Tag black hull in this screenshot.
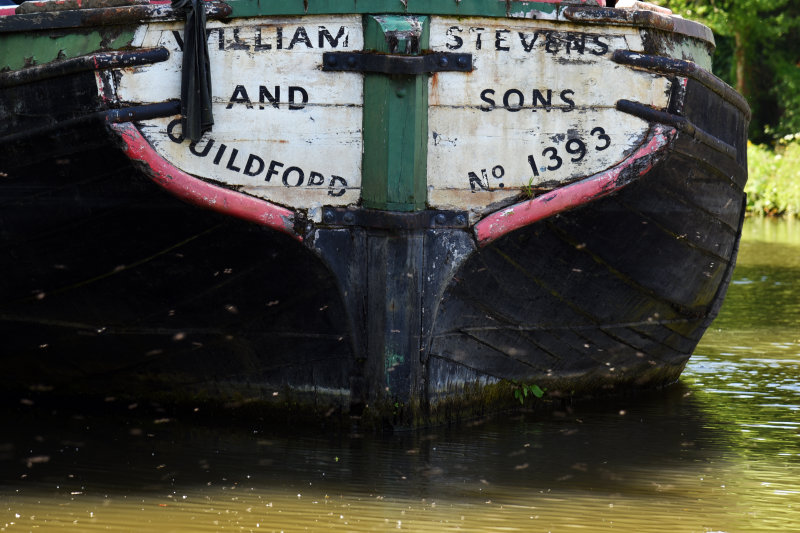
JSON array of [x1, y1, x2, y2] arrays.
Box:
[[428, 137, 746, 406], [0, 12, 748, 428], [1, 147, 356, 416], [0, 129, 746, 427]]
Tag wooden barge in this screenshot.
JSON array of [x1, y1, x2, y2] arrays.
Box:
[[0, 0, 749, 426]]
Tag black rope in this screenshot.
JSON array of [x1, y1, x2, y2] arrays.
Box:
[[172, 0, 213, 142]]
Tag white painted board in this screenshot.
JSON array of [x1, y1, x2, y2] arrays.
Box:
[[426, 18, 672, 212], [115, 15, 672, 213], [116, 16, 365, 207]]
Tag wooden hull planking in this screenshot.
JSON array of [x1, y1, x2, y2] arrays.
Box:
[[0, 1, 748, 427]]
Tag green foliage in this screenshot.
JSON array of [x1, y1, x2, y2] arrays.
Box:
[[513, 383, 545, 405], [654, 0, 800, 214], [655, 0, 800, 143], [767, 61, 800, 139], [746, 139, 800, 216]]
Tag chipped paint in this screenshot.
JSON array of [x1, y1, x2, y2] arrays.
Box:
[[110, 122, 300, 239], [642, 29, 712, 71], [425, 17, 672, 213], [96, 12, 712, 223], [474, 124, 676, 245], [0, 28, 137, 71], [114, 16, 364, 209]]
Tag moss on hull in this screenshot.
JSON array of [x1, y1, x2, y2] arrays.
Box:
[[6, 353, 686, 431]]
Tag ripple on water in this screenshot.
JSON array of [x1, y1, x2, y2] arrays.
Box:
[[2, 218, 800, 531]]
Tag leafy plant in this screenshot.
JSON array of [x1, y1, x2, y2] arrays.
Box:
[[656, 0, 800, 143], [746, 139, 800, 216], [513, 382, 545, 405]]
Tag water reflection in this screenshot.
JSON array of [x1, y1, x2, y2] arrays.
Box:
[[0, 391, 739, 532], [2, 217, 799, 532], [687, 216, 800, 532]]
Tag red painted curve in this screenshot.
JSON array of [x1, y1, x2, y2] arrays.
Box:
[[110, 122, 300, 240], [474, 125, 676, 247]]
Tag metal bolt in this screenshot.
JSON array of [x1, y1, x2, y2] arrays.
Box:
[[325, 55, 337, 67], [457, 55, 469, 68], [343, 212, 355, 223], [346, 55, 356, 67], [438, 56, 449, 68], [435, 213, 447, 225], [455, 215, 466, 226], [323, 211, 335, 224]]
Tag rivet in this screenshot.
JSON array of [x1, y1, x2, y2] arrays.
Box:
[[438, 56, 449, 68], [346, 56, 356, 67], [323, 211, 335, 223], [343, 212, 355, 223], [435, 213, 447, 225], [457, 55, 468, 68], [455, 215, 466, 226]]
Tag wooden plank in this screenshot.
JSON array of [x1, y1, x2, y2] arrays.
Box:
[[361, 15, 429, 211], [227, 0, 512, 18], [429, 332, 544, 378], [0, 28, 137, 71], [116, 14, 678, 214], [116, 16, 365, 208], [426, 17, 672, 212], [224, 1, 608, 19]]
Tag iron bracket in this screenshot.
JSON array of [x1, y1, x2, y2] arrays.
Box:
[[322, 52, 473, 75], [321, 207, 469, 230]]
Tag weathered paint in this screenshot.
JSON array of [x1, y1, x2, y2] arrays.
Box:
[[113, 14, 678, 215], [473, 124, 676, 245], [613, 49, 749, 119], [426, 17, 672, 213], [111, 122, 300, 238], [0, 48, 169, 88], [569, 5, 713, 43], [0, 28, 137, 71], [360, 14, 429, 211], [645, 29, 713, 71], [15, 0, 149, 14], [0, 2, 231, 32], [0, 1, 749, 427], [226, 0, 604, 19], [116, 16, 365, 209], [0, 5, 712, 220]]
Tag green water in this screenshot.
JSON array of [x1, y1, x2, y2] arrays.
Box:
[[2, 217, 798, 532]]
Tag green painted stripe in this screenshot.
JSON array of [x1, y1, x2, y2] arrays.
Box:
[[361, 14, 429, 212], [0, 1, 559, 71], [0, 29, 136, 71], [226, 0, 553, 18]]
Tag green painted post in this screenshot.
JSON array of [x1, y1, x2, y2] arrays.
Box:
[[361, 15, 429, 212]]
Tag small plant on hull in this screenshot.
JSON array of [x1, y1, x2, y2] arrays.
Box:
[[522, 176, 536, 199], [513, 382, 545, 405]]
